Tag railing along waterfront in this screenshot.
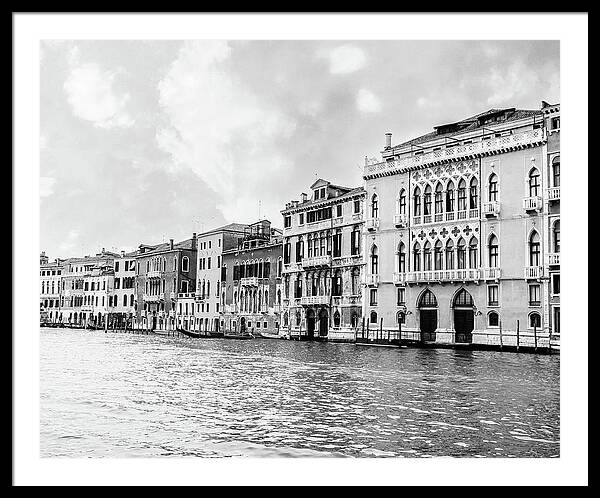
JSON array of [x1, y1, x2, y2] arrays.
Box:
[[364, 128, 545, 177]]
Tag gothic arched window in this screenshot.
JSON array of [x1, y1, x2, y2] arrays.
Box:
[[399, 189, 407, 214], [434, 240, 443, 270], [413, 242, 421, 272], [469, 177, 478, 209], [413, 187, 421, 216], [446, 182, 455, 213], [371, 194, 379, 219], [434, 183, 443, 214], [529, 231, 541, 266], [528, 168, 541, 197], [397, 242, 406, 273], [457, 238, 466, 269], [488, 173, 498, 202], [488, 235, 499, 267], [370, 245, 379, 275]]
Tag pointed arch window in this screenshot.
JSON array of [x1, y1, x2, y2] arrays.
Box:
[[529, 231, 541, 266], [423, 241, 432, 271], [446, 239, 454, 270], [434, 240, 443, 270], [423, 185, 432, 215], [457, 238, 466, 269], [454, 288, 474, 307], [333, 310, 341, 328], [399, 189, 407, 215], [488, 234, 499, 267], [528, 168, 541, 197], [370, 311, 378, 324], [419, 289, 437, 307], [434, 183, 443, 214], [413, 243, 421, 272], [488, 173, 498, 202], [413, 187, 422, 216], [446, 182, 455, 212], [370, 245, 379, 275], [397, 242, 406, 273], [457, 179, 467, 211], [469, 177, 478, 209], [468, 238, 479, 268], [371, 194, 379, 219]]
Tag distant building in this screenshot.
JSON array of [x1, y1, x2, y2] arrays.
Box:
[[60, 249, 118, 327], [280, 179, 366, 341], [39, 253, 64, 324], [221, 220, 283, 335], [134, 236, 197, 331], [107, 250, 137, 329], [194, 223, 250, 334], [361, 104, 559, 348]]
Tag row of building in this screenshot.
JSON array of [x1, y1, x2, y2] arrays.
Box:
[[41, 101, 560, 349]]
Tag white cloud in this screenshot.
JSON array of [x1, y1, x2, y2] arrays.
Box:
[[156, 40, 296, 222], [64, 56, 134, 129], [59, 229, 80, 253], [356, 88, 382, 113], [325, 44, 367, 74], [40, 176, 56, 198], [484, 60, 540, 106]]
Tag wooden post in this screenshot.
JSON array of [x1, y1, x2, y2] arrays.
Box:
[[361, 317, 365, 340], [398, 320, 402, 343], [499, 319, 503, 351], [379, 318, 383, 343], [516, 319, 520, 352], [534, 322, 538, 352], [104, 314, 108, 333]]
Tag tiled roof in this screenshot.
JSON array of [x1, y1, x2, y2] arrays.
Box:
[[137, 237, 196, 256], [392, 108, 543, 149], [202, 222, 250, 235], [282, 186, 365, 213]]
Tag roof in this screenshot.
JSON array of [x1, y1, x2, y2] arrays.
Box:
[[200, 222, 250, 236], [282, 186, 365, 213], [136, 237, 196, 257], [392, 108, 543, 150]]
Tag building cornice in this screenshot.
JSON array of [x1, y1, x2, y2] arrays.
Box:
[[282, 190, 365, 216]]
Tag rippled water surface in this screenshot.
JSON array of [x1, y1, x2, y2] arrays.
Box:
[[40, 328, 559, 457]]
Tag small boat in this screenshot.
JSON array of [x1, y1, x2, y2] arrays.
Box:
[[178, 328, 201, 339], [223, 332, 254, 340], [258, 331, 281, 340]]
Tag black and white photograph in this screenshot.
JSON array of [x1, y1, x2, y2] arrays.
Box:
[[13, 12, 588, 486]]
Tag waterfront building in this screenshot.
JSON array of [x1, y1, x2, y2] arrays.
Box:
[[134, 236, 197, 331], [39, 253, 64, 324], [60, 249, 117, 327], [221, 220, 283, 335], [194, 223, 250, 333], [361, 104, 559, 348], [107, 250, 137, 329], [542, 102, 560, 348], [280, 179, 366, 341]]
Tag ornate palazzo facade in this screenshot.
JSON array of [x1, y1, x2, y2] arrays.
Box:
[[362, 105, 559, 348]]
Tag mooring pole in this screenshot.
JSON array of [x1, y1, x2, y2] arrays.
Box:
[[362, 317, 365, 340], [534, 322, 538, 352], [516, 319, 520, 352], [499, 319, 503, 351], [398, 320, 402, 343]]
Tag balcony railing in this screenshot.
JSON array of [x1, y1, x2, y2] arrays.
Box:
[[177, 292, 195, 299], [365, 217, 380, 231], [300, 295, 331, 306], [482, 267, 502, 280], [482, 201, 500, 217], [393, 213, 408, 228], [548, 253, 560, 266], [523, 196, 543, 212], [547, 187, 560, 201], [363, 128, 545, 177], [406, 269, 481, 283], [147, 270, 162, 279], [365, 274, 380, 286], [301, 255, 332, 268], [524, 266, 544, 279], [393, 272, 407, 285], [169, 291, 176, 299], [143, 293, 163, 303], [240, 277, 261, 286]]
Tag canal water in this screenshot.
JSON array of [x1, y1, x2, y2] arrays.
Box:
[[40, 328, 559, 458]]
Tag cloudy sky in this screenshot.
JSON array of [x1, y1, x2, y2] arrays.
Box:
[[40, 40, 559, 258]]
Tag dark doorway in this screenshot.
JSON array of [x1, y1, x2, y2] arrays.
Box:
[[318, 308, 328, 337], [152, 315, 157, 331], [240, 317, 246, 333], [418, 289, 438, 342], [306, 309, 315, 339], [453, 289, 474, 343]]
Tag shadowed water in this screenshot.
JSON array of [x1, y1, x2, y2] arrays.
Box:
[[40, 328, 559, 458]]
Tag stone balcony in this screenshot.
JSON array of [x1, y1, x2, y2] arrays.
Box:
[[548, 253, 560, 266], [147, 270, 162, 279], [177, 292, 195, 299], [414, 209, 478, 226], [240, 277, 261, 286], [363, 128, 545, 178], [365, 217, 380, 231], [482, 201, 500, 217], [482, 267, 502, 280], [393, 213, 408, 228], [331, 295, 361, 306], [406, 269, 481, 284], [300, 295, 331, 306], [393, 272, 407, 285], [143, 293, 163, 303], [523, 196, 543, 212], [301, 255, 332, 268], [524, 266, 544, 279], [365, 274, 380, 286], [547, 187, 560, 201]]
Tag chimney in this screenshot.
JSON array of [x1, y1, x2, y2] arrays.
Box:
[[301, 192, 307, 203], [385, 132, 392, 149], [121, 250, 125, 257], [192, 233, 197, 250], [170, 239, 174, 250]]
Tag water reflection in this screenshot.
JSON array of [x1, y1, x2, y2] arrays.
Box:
[[40, 329, 559, 458]]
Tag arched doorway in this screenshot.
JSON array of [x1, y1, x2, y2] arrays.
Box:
[[318, 308, 328, 337], [453, 288, 474, 343], [240, 317, 246, 333], [418, 289, 438, 342], [306, 309, 315, 339]]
